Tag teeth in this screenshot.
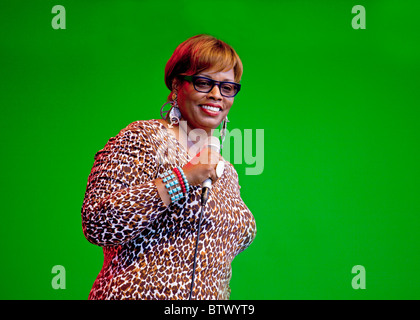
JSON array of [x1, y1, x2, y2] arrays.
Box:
[[201, 105, 220, 112]]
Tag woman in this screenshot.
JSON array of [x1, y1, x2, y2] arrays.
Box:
[[82, 34, 256, 300]]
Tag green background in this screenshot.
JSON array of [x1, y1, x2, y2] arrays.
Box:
[[1, 0, 419, 300]]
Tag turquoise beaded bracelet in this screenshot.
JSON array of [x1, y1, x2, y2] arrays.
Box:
[[158, 169, 184, 203]]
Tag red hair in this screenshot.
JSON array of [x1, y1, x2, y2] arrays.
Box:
[[164, 34, 243, 92]]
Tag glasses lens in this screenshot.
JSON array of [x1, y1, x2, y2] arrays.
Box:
[[194, 78, 213, 92], [220, 83, 238, 97]]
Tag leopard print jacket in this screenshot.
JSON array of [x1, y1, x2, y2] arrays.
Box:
[[81, 119, 256, 299]]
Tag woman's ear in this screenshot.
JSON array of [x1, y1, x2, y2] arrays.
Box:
[[171, 77, 180, 91], [168, 78, 179, 102]]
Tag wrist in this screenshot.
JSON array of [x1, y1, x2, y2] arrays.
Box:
[[158, 166, 190, 204]]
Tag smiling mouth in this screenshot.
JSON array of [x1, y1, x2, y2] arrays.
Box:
[[200, 105, 221, 112]]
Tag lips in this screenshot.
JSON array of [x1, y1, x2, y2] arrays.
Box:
[[199, 104, 222, 116]]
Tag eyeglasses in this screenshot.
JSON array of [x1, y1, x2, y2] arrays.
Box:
[[182, 75, 241, 97]]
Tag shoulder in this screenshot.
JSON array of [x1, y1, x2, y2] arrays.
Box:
[[122, 119, 165, 134], [98, 119, 165, 152], [112, 119, 166, 141]]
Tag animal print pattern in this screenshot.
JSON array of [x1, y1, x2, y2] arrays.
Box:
[[81, 119, 256, 300]]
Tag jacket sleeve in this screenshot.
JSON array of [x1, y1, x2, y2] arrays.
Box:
[[81, 121, 168, 246]]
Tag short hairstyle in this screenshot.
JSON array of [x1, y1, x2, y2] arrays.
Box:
[[164, 34, 243, 92]]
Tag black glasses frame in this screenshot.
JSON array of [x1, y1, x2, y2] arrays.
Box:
[[182, 75, 241, 97]]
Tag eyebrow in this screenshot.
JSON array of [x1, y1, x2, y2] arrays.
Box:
[[198, 73, 236, 83]]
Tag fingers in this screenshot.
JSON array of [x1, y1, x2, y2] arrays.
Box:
[[205, 162, 218, 183], [183, 162, 218, 186], [182, 149, 224, 186], [196, 147, 221, 166], [196, 149, 222, 183]]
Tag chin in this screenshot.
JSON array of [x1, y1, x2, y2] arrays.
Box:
[[199, 119, 223, 131]]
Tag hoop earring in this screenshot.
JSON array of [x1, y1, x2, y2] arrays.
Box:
[[160, 92, 181, 128], [220, 116, 229, 150]]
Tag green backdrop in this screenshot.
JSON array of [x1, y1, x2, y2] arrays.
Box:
[[1, 0, 419, 300]]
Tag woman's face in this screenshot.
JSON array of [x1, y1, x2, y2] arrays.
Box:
[[175, 66, 236, 134]]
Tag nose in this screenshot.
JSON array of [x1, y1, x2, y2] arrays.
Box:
[[207, 84, 223, 100]]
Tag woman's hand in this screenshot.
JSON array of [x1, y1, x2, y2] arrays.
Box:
[[182, 147, 223, 186], [155, 147, 223, 207]]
